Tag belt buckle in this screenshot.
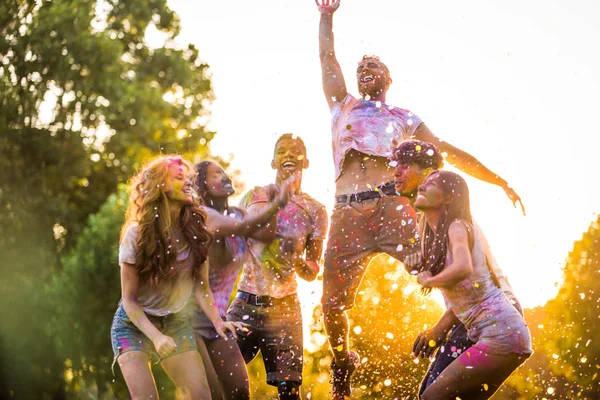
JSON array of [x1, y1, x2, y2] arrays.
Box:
[[345, 194, 353, 207], [255, 297, 267, 307], [252, 294, 267, 307]]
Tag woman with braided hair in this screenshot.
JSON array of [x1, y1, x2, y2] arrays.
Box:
[[406, 171, 531, 399], [185, 160, 292, 399]]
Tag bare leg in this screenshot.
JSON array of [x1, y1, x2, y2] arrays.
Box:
[[195, 337, 225, 400], [162, 350, 211, 400], [421, 346, 527, 400], [324, 307, 351, 365], [205, 336, 250, 400], [118, 351, 159, 400], [323, 255, 373, 366]]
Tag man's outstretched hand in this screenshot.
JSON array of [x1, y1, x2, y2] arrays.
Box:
[[315, 0, 340, 14], [503, 184, 526, 216]]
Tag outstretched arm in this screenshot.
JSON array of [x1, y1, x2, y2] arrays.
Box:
[[205, 201, 280, 240], [206, 179, 293, 239], [316, 0, 347, 109], [414, 123, 525, 215]]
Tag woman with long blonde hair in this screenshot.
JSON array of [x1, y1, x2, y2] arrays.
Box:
[[110, 155, 243, 399]]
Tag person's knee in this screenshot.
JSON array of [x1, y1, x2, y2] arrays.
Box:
[[278, 381, 301, 400]]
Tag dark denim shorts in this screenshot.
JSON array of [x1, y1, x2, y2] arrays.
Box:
[[226, 293, 303, 386], [110, 301, 197, 367]]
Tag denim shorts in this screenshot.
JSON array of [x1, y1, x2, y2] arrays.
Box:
[[468, 296, 532, 356], [418, 299, 525, 397], [110, 301, 197, 368]]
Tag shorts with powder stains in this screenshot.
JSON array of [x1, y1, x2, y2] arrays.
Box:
[[110, 301, 197, 371], [322, 195, 418, 311]]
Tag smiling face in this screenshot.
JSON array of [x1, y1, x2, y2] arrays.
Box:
[[204, 162, 235, 199], [164, 161, 194, 205], [394, 162, 432, 196], [414, 173, 447, 211], [356, 58, 391, 99], [272, 137, 308, 180]]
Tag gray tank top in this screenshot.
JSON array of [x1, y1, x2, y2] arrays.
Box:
[[441, 222, 505, 329]]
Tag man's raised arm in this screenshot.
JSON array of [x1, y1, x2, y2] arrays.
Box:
[[316, 0, 347, 109], [414, 123, 526, 215]]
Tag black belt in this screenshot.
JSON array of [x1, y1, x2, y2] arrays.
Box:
[[236, 291, 281, 307], [335, 181, 398, 204]]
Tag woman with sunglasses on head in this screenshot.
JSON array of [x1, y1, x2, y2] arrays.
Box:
[[185, 161, 293, 400], [110, 155, 243, 399], [406, 171, 531, 399]]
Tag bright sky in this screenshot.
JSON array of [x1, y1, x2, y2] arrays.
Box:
[[153, 0, 600, 312]]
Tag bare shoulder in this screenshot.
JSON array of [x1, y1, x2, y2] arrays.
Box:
[[448, 220, 470, 241]]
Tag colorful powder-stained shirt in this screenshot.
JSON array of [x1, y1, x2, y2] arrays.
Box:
[[237, 186, 328, 298], [331, 93, 422, 180], [203, 207, 248, 317], [185, 207, 248, 336], [119, 224, 195, 316]]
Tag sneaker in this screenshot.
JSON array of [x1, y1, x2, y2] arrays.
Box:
[[331, 350, 361, 400]]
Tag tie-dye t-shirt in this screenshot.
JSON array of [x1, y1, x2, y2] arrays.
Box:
[[119, 224, 195, 316], [237, 187, 328, 298], [331, 93, 422, 180]]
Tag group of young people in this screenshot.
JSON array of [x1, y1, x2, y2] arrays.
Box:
[[108, 1, 532, 399]]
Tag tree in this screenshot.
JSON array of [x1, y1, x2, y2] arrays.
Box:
[[500, 215, 600, 399], [0, 0, 215, 396], [46, 188, 127, 398]]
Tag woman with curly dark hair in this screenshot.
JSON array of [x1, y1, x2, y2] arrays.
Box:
[[110, 155, 243, 399]]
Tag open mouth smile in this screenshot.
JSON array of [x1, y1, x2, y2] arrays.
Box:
[[282, 160, 297, 169], [221, 182, 234, 191], [360, 74, 374, 83]]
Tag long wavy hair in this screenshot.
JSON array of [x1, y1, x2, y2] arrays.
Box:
[[121, 155, 212, 288], [420, 171, 473, 293]]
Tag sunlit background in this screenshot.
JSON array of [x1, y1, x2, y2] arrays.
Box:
[[3, 0, 599, 397], [145, 0, 600, 323]]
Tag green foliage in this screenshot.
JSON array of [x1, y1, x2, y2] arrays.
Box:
[[46, 187, 127, 397], [0, 0, 215, 397], [500, 216, 600, 399]]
